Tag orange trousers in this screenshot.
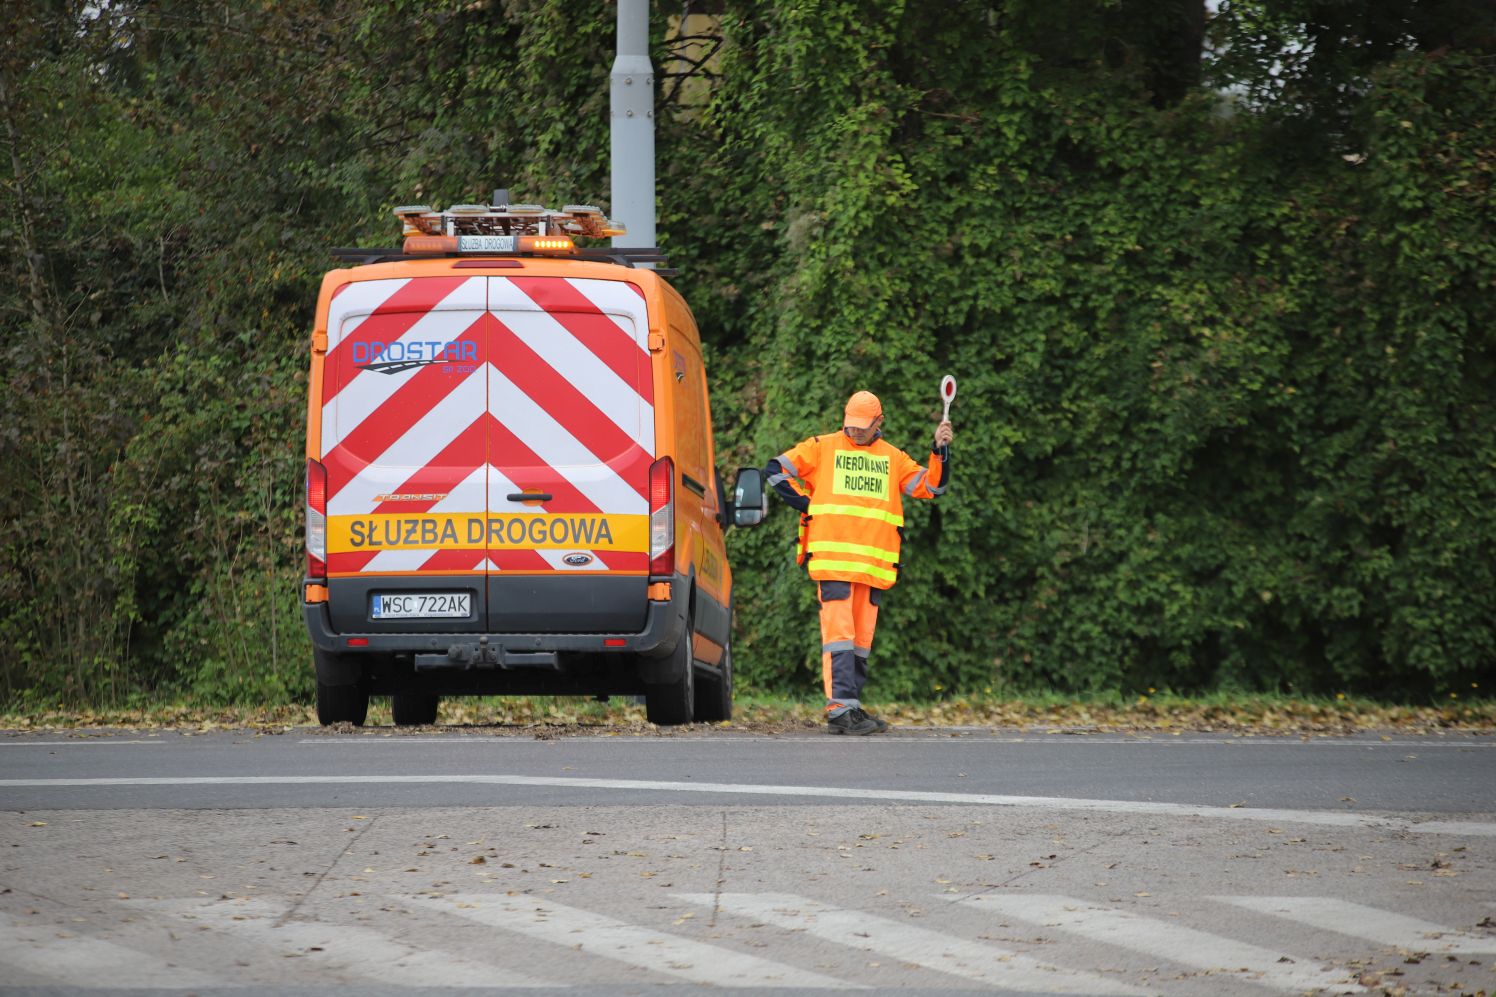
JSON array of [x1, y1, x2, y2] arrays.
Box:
[[818, 580, 880, 716]]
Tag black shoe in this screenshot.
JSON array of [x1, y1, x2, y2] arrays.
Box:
[[865, 710, 889, 733], [827, 708, 881, 736]]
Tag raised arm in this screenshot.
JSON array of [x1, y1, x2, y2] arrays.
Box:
[[899, 421, 952, 500]]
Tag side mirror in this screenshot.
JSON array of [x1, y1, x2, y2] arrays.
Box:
[[732, 467, 768, 528]]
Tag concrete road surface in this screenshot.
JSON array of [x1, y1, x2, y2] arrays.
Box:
[[1, 726, 1492, 995]]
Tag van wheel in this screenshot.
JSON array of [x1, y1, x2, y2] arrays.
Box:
[[316, 681, 369, 726], [392, 694, 439, 727], [644, 620, 695, 726], [693, 643, 733, 723]]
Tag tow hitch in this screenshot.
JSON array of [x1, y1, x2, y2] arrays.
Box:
[[414, 636, 560, 672]]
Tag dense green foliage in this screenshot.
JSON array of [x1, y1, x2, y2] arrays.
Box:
[[1, 1, 1492, 708]]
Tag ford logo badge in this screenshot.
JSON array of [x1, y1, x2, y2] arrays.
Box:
[[562, 552, 594, 567]]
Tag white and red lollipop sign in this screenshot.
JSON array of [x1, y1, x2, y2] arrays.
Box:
[[940, 374, 957, 422]]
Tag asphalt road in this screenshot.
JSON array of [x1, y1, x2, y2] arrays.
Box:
[[1, 726, 1493, 995], [0, 727, 1490, 814]]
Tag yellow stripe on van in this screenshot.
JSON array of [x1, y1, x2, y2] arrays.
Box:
[[327, 513, 648, 554]]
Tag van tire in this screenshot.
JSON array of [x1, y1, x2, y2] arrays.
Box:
[[644, 614, 695, 726], [316, 681, 369, 726], [392, 694, 439, 727], [693, 643, 733, 723]]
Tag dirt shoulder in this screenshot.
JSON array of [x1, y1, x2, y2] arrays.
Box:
[[1, 696, 1491, 737]]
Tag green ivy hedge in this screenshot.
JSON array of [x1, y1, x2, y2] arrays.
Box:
[[1, 1, 1490, 706], [699, 7, 1495, 699]]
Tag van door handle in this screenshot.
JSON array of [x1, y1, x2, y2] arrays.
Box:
[[508, 492, 552, 503]]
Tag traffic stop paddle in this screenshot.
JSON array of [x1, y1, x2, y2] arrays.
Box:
[[940, 374, 957, 423]]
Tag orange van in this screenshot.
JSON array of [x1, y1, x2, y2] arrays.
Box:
[[301, 197, 766, 726]]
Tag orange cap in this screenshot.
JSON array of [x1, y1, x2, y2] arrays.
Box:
[[843, 391, 882, 429]]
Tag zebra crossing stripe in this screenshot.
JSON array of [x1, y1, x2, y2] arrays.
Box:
[[1214, 896, 1496, 955], [675, 892, 1147, 995], [133, 897, 550, 988], [953, 894, 1363, 994], [0, 910, 220, 988], [408, 893, 859, 989]]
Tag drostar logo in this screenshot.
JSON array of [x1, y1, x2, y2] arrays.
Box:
[[353, 339, 477, 374]]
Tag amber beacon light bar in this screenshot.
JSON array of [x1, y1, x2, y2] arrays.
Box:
[[330, 189, 673, 274]]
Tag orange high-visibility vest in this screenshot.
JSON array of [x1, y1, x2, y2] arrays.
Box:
[[774, 433, 945, 589]]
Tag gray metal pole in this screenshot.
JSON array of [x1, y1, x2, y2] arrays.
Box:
[[610, 0, 655, 254]]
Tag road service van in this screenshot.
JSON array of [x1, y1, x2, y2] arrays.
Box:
[[302, 196, 766, 726]]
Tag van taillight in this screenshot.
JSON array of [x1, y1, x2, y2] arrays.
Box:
[[648, 457, 674, 577], [306, 458, 327, 580]]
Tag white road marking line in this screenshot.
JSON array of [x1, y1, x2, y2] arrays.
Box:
[[0, 740, 164, 747], [4, 773, 1492, 837], [953, 894, 1363, 994], [0, 910, 220, 988], [133, 897, 551, 988], [409, 893, 857, 989], [675, 891, 1145, 995], [1215, 896, 1496, 955]]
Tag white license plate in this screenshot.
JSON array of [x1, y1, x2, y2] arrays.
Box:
[[370, 593, 472, 620]]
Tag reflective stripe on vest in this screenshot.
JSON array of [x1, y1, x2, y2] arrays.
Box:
[[806, 502, 905, 527], [806, 539, 899, 565], [807, 558, 898, 584]]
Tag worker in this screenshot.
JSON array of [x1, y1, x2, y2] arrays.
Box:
[[763, 391, 952, 734]]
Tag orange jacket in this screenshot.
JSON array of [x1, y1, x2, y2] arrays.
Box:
[[767, 433, 946, 589]]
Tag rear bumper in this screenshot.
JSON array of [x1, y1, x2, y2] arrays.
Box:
[[302, 574, 687, 661]]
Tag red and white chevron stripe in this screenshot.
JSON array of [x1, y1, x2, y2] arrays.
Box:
[[321, 275, 654, 576]]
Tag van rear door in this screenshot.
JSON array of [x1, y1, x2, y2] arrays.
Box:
[[320, 276, 490, 633], [482, 276, 655, 632]]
